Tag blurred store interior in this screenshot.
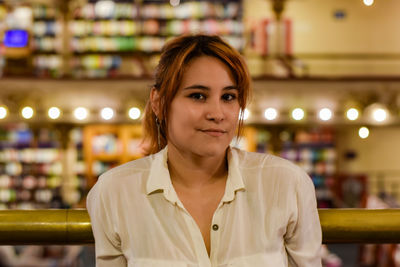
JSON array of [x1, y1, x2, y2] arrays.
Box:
[[1, 0, 400, 266]]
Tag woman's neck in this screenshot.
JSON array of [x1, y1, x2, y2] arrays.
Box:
[[167, 145, 228, 189]]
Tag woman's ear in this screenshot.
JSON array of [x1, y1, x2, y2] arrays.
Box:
[[150, 87, 161, 118]]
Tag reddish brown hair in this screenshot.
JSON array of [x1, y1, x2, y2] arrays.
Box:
[[142, 34, 252, 155]]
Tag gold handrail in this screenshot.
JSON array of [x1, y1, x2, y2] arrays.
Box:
[[1, 209, 400, 245], [0, 209, 92, 245]]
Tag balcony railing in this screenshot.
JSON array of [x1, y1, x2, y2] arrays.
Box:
[[0, 209, 400, 245]]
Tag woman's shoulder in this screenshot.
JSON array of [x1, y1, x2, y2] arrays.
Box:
[[94, 153, 157, 187], [232, 147, 301, 171], [231, 147, 310, 184]]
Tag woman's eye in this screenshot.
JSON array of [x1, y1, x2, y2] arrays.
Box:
[[222, 93, 237, 101], [189, 93, 205, 100]]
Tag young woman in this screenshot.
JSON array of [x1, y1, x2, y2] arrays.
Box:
[[87, 34, 322, 267]]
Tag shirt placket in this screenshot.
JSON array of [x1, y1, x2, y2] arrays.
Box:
[[209, 202, 224, 267], [176, 198, 212, 267]]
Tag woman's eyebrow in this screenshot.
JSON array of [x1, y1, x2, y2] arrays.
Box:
[[223, 85, 239, 91], [183, 85, 238, 90], [183, 84, 209, 90]]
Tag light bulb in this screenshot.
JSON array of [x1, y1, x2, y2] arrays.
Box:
[[319, 108, 332, 121], [128, 107, 141, 120], [48, 107, 61, 120], [0, 106, 7, 119], [243, 109, 250, 120], [359, 127, 369, 139], [264, 108, 278, 121], [101, 107, 114, 120], [346, 108, 359, 121], [372, 108, 387, 122], [22, 107, 34, 119], [363, 0, 374, 6], [292, 108, 305, 121], [74, 107, 88, 120]]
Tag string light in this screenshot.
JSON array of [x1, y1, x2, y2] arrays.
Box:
[[100, 107, 114, 120], [372, 108, 387, 122], [264, 108, 278, 121], [346, 108, 359, 121], [359, 127, 370, 139], [363, 0, 374, 6], [2, 105, 400, 125], [243, 109, 250, 120], [0, 106, 8, 119], [291, 108, 305, 121], [128, 107, 141, 120], [21, 107, 34, 119], [74, 107, 88, 121], [48, 107, 61, 120], [318, 108, 333, 121]]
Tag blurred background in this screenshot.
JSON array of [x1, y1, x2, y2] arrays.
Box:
[[0, 0, 400, 266]]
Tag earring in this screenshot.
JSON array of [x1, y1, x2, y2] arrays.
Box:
[[155, 117, 161, 149]]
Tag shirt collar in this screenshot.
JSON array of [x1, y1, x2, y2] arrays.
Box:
[[146, 146, 180, 204], [146, 146, 246, 204], [221, 146, 246, 203]]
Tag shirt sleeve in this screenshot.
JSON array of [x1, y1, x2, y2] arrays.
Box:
[[87, 177, 127, 267], [284, 169, 322, 267]]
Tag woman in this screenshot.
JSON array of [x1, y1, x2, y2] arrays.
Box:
[[87, 34, 322, 267]]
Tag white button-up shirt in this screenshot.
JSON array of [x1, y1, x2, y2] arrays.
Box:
[[87, 146, 322, 267]]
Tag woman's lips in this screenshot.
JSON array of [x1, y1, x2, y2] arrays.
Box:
[[200, 129, 227, 137]]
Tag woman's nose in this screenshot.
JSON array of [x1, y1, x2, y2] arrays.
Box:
[[205, 100, 224, 122]]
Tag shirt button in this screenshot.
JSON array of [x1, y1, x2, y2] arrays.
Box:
[[212, 224, 219, 231]]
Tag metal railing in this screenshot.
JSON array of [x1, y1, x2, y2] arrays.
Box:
[[1, 209, 400, 245]]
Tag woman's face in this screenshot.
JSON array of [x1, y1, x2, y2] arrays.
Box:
[[167, 56, 240, 158]]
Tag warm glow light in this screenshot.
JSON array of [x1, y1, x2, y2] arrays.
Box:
[[48, 107, 61, 120], [21, 107, 34, 119], [264, 108, 278, 121], [318, 108, 332, 121], [101, 107, 114, 120], [243, 109, 250, 120], [359, 127, 370, 139], [0, 106, 7, 119], [74, 107, 88, 120], [346, 108, 359, 121], [363, 0, 374, 6], [372, 108, 387, 122], [291, 108, 305, 121], [128, 107, 141, 120]]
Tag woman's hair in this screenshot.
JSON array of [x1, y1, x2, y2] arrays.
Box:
[[142, 34, 252, 155]]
